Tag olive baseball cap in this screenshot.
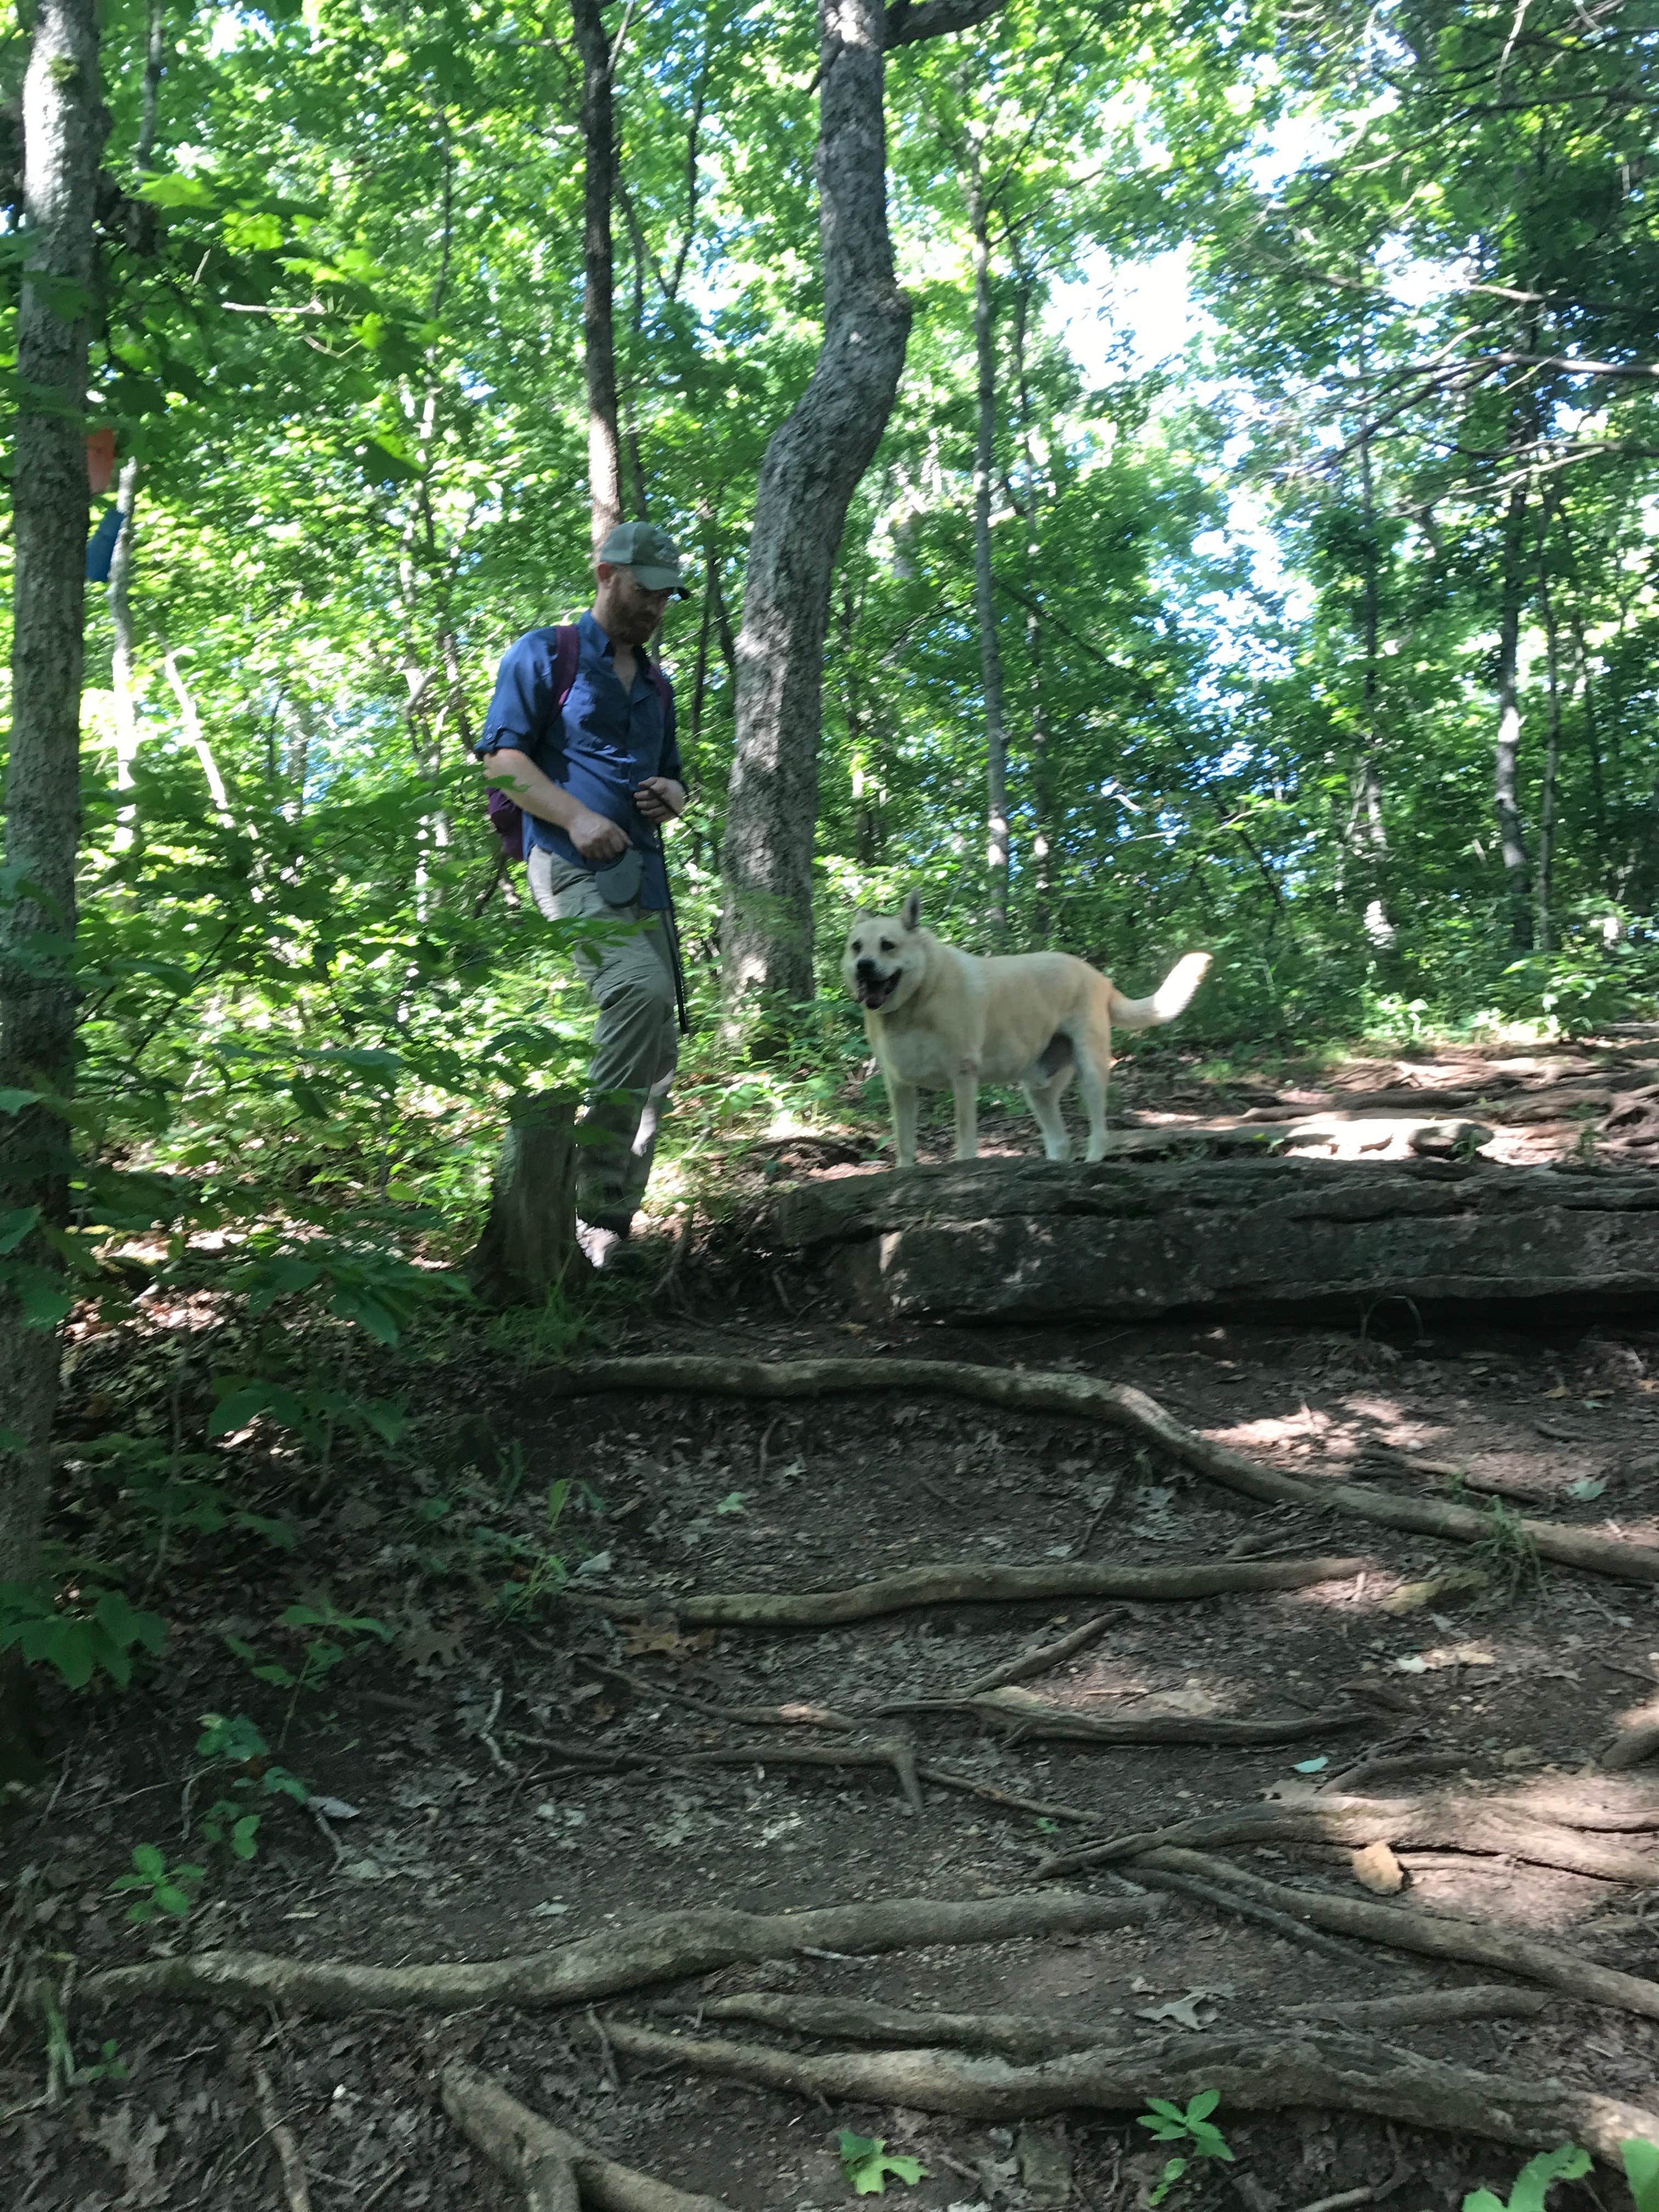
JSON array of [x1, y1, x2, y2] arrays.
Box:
[[597, 520, 689, 595]]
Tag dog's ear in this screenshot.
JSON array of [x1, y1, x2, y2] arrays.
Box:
[[900, 890, 921, 933]]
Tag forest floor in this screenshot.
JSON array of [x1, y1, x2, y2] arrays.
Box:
[[7, 1031, 1659, 2212]]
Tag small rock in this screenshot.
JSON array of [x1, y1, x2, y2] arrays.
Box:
[[1409, 1121, 1494, 1159], [1017, 2120, 1073, 2207]]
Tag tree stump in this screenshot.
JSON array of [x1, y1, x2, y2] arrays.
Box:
[[774, 1155, 1659, 1324], [468, 1090, 579, 1307]]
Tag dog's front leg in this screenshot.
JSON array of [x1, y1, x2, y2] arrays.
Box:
[[889, 1079, 919, 1170], [952, 1067, 980, 1160]]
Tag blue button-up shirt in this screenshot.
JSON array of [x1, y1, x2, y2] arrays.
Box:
[[477, 609, 681, 911]]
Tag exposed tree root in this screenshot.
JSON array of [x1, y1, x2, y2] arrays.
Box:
[[678, 1738, 925, 1814], [1115, 1847, 1659, 2021], [589, 2018, 1659, 2165], [954, 1610, 1119, 1696], [589, 1554, 1368, 1629], [1600, 1700, 1659, 1773], [1039, 1792, 1659, 1886], [1127, 1865, 1362, 1967], [441, 2063, 726, 2212], [549, 1357, 1659, 1585], [1284, 1985, 1551, 2028], [906, 1688, 1375, 1750], [699, 1991, 1103, 2062], [81, 1888, 1160, 2018], [706, 1979, 1556, 2047]]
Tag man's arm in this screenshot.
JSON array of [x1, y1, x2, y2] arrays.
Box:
[[482, 746, 628, 862]]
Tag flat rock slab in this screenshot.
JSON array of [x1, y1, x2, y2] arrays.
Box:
[[775, 1156, 1659, 1323]]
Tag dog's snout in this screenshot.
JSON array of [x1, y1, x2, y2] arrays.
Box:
[[855, 956, 881, 980]]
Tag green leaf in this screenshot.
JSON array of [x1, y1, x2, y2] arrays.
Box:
[[1622, 2137, 1659, 2212], [136, 173, 219, 207], [0, 1207, 40, 1255], [0, 1090, 42, 1115], [836, 2132, 927, 2195]]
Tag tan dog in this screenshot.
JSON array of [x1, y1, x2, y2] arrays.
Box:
[[843, 891, 1210, 1168]]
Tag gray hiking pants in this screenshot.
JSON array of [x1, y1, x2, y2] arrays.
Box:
[[526, 845, 678, 1228]]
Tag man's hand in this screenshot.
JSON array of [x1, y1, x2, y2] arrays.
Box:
[[634, 776, 686, 826], [569, 806, 629, 862]]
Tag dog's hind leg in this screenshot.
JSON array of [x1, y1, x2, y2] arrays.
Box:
[[1022, 1073, 1073, 1161], [1076, 1028, 1114, 1161]]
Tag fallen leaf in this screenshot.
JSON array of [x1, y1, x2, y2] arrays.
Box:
[[1350, 1839, 1406, 1894], [1133, 1994, 1215, 2030], [1566, 1477, 1609, 1502]]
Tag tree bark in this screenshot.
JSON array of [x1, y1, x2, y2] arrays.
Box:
[[468, 1091, 579, 1306], [572, 0, 622, 554], [1010, 256, 1050, 941], [719, 0, 914, 1008], [1536, 517, 1565, 955], [0, 0, 105, 1736], [1493, 477, 1534, 950], [1352, 304, 1392, 948], [966, 151, 1009, 944]]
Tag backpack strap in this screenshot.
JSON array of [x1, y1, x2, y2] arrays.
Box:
[[551, 623, 582, 714]]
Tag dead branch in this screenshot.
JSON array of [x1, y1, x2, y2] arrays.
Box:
[[590, 2018, 1659, 2165], [1284, 1984, 1551, 2027], [913, 1762, 1099, 1826], [587, 1553, 1367, 1630], [922, 1687, 1375, 1749], [1039, 1792, 1659, 1886], [441, 2063, 726, 2212], [253, 2057, 313, 2212], [548, 1357, 1659, 1587], [1121, 1848, 1659, 2023], [955, 1610, 1118, 1695], [82, 1887, 1161, 2018]]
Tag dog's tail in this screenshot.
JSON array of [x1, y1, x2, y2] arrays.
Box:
[[1105, 951, 1211, 1031]]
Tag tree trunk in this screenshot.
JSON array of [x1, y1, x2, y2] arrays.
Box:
[[719, 0, 914, 1007], [1536, 527, 1565, 956], [0, 0, 105, 1747], [572, 0, 622, 554], [1352, 308, 1392, 949], [468, 1092, 580, 1306], [1493, 489, 1534, 951], [1010, 253, 1049, 941], [966, 155, 1008, 945]]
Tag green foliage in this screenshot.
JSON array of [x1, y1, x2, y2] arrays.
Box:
[[1462, 2143, 1592, 2212], [110, 1843, 204, 1925], [193, 1711, 309, 1861], [835, 2131, 928, 2196], [1473, 1499, 1544, 1604], [1138, 2090, 1235, 2203], [495, 1480, 573, 1619], [1623, 2137, 1659, 2212], [224, 1600, 391, 1737], [0, 1578, 166, 1690]]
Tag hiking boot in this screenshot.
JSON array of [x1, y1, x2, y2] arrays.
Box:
[[577, 1218, 646, 1276]]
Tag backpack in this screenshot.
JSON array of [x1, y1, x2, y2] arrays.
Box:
[[486, 624, 673, 864]]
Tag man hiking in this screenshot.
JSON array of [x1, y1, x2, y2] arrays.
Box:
[[477, 521, 689, 1273]]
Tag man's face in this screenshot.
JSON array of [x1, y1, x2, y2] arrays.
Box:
[[595, 562, 674, 646]]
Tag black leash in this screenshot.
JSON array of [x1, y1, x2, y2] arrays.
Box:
[[661, 857, 693, 1038]]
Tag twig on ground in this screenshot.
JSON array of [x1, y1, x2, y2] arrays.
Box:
[[1293, 2191, 1375, 2212], [953, 1610, 1119, 1697], [585, 1554, 1368, 1630], [1130, 1865, 1361, 1966], [588, 1662, 857, 1732], [1284, 1985, 1550, 2027], [545, 1357, 1659, 1586], [83, 1887, 1162, 2017], [441, 2062, 725, 2212], [912, 1763, 1100, 1827], [1037, 1792, 1659, 1886], [1118, 1847, 1659, 2022], [587, 2017, 1659, 2165], [252, 2058, 312, 2212], [1320, 1745, 1464, 1794], [676, 1738, 926, 1813], [499, 1731, 657, 1770]]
